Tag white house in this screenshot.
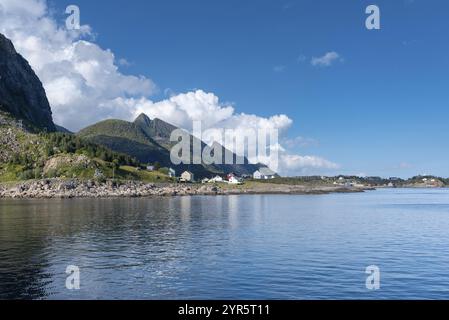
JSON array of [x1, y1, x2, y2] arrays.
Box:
[[168, 168, 176, 178], [146, 166, 155, 171], [180, 171, 195, 183], [209, 176, 224, 183], [253, 171, 262, 179], [228, 176, 243, 185], [253, 168, 276, 180]]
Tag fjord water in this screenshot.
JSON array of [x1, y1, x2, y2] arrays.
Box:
[[1, 189, 449, 300]]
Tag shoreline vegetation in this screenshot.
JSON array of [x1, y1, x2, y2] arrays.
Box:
[[2, 173, 447, 199], [2, 176, 447, 199], [1, 113, 447, 199], [3, 114, 446, 200], [3, 173, 447, 199], [0, 179, 373, 199]]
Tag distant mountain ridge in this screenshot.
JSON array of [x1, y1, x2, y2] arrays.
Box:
[[55, 124, 73, 134], [78, 114, 262, 178], [0, 33, 55, 132], [77, 118, 171, 166]]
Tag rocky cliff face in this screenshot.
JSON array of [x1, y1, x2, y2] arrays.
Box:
[[0, 33, 55, 132]]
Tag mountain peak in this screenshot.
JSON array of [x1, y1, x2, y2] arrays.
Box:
[[0, 33, 55, 132], [134, 113, 152, 125], [133, 114, 178, 140], [0, 34, 16, 55]]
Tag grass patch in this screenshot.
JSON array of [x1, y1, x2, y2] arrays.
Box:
[[0, 164, 24, 182], [118, 166, 174, 183]]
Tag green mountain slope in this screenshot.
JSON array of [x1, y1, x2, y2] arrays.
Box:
[[133, 114, 262, 173], [0, 112, 150, 182], [77, 114, 262, 178], [77, 119, 173, 166], [134, 114, 176, 149]]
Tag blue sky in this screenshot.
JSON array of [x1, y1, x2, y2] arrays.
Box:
[[42, 0, 449, 177]]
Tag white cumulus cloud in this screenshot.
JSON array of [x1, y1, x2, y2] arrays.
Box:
[[311, 51, 342, 67], [279, 154, 340, 176]]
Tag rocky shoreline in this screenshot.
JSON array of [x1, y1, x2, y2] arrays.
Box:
[[0, 179, 371, 199]]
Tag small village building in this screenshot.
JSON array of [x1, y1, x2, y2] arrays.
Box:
[[180, 171, 194, 183], [209, 176, 224, 183], [253, 168, 276, 180], [228, 176, 242, 185], [226, 173, 236, 180]]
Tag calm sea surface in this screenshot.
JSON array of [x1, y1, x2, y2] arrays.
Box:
[[1, 188, 449, 300]]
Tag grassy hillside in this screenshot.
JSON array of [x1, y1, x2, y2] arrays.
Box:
[[0, 116, 174, 183], [134, 115, 177, 149], [78, 119, 152, 145]]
